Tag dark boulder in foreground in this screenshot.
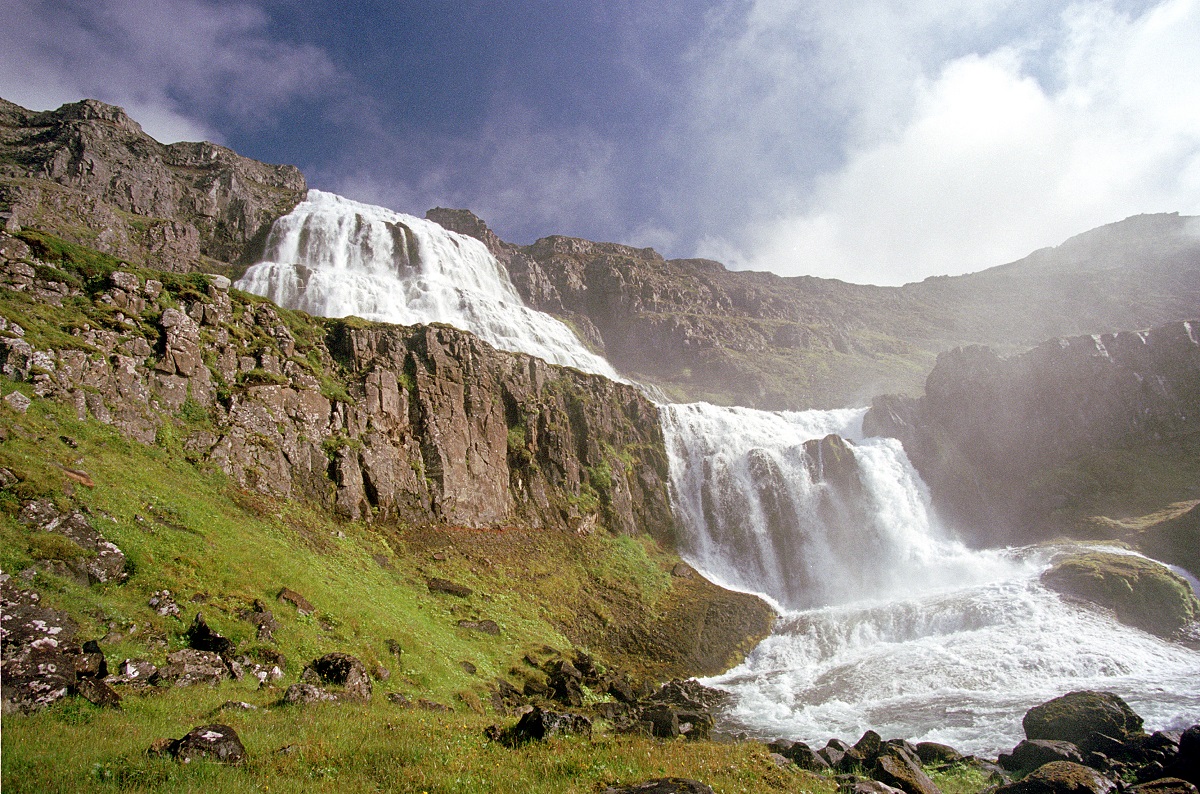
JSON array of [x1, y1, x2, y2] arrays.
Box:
[[995, 761, 1117, 794], [601, 779, 715, 794], [1024, 691, 1144, 749]]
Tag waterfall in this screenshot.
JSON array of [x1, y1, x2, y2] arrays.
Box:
[[237, 190, 618, 379], [660, 401, 1200, 755], [659, 402, 1016, 610], [238, 191, 1200, 755]]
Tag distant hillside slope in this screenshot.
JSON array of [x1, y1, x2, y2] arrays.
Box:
[[0, 97, 305, 273], [432, 209, 1200, 410]]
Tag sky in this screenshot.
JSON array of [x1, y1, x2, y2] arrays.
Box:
[[2, 0, 1198, 285]]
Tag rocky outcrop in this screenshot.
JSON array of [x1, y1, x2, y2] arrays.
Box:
[[0, 232, 675, 540], [1, 97, 305, 271], [1041, 552, 1199, 637], [864, 321, 1200, 547]]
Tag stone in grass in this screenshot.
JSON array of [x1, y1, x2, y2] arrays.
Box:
[[281, 683, 338, 705], [185, 612, 233, 657], [602, 780, 716, 794], [150, 649, 228, 687], [303, 652, 372, 701], [277, 587, 314, 615], [428, 578, 473, 598], [489, 705, 592, 746], [457, 619, 500, 635], [172, 724, 247, 765]]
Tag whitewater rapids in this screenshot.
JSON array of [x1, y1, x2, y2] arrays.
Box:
[[660, 402, 1200, 756]]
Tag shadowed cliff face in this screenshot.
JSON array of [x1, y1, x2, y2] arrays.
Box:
[[0, 98, 305, 272], [0, 232, 674, 541], [864, 321, 1200, 553]]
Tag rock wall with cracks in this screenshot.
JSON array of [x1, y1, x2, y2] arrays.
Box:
[[0, 233, 676, 541]]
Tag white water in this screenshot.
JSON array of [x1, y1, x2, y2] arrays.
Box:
[[660, 402, 1200, 755], [240, 190, 1200, 756], [237, 190, 618, 378]]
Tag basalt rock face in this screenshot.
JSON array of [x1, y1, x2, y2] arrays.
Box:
[[0, 235, 674, 540], [0, 97, 305, 272], [864, 321, 1200, 547]]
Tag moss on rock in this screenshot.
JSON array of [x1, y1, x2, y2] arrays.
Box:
[[1041, 551, 1199, 637]]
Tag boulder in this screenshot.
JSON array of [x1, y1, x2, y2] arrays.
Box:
[[150, 649, 228, 687], [916, 742, 964, 765], [492, 705, 592, 746], [18, 501, 127, 585], [277, 587, 314, 615], [1128, 780, 1200, 794], [769, 740, 832, 772], [1024, 692, 1144, 748], [994, 761, 1116, 794], [457, 619, 500, 635], [428, 578, 473, 598], [854, 730, 884, 763], [1162, 725, 1200, 786], [281, 683, 338, 705], [240, 600, 280, 642], [172, 724, 247, 765], [1042, 552, 1200, 637], [1000, 740, 1086, 774], [184, 612, 234, 657], [302, 653, 372, 701], [601, 779, 715, 794], [1, 578, 80, 713], [76, 639, 108, 679], [873, 749, 942, 794], [75, 676, 122, 708]]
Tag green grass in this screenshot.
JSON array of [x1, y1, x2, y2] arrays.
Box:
[[0, 389, 818, 793], [2, 686, 837, 794]]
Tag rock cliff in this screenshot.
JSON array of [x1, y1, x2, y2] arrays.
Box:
[[0, 98, 305, 272], [864, 321, 1200, 553], [0, 230, 674, 540], [431, 208, 1200, 410]]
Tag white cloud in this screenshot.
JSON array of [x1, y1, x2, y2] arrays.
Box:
[[0, 0, 347, 143], [674, 0, 1200, 284]]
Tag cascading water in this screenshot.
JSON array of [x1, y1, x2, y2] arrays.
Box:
[[240, 190, 1199, 756], [237, 190, 618, 379], [660, 401, 1200, 755]]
